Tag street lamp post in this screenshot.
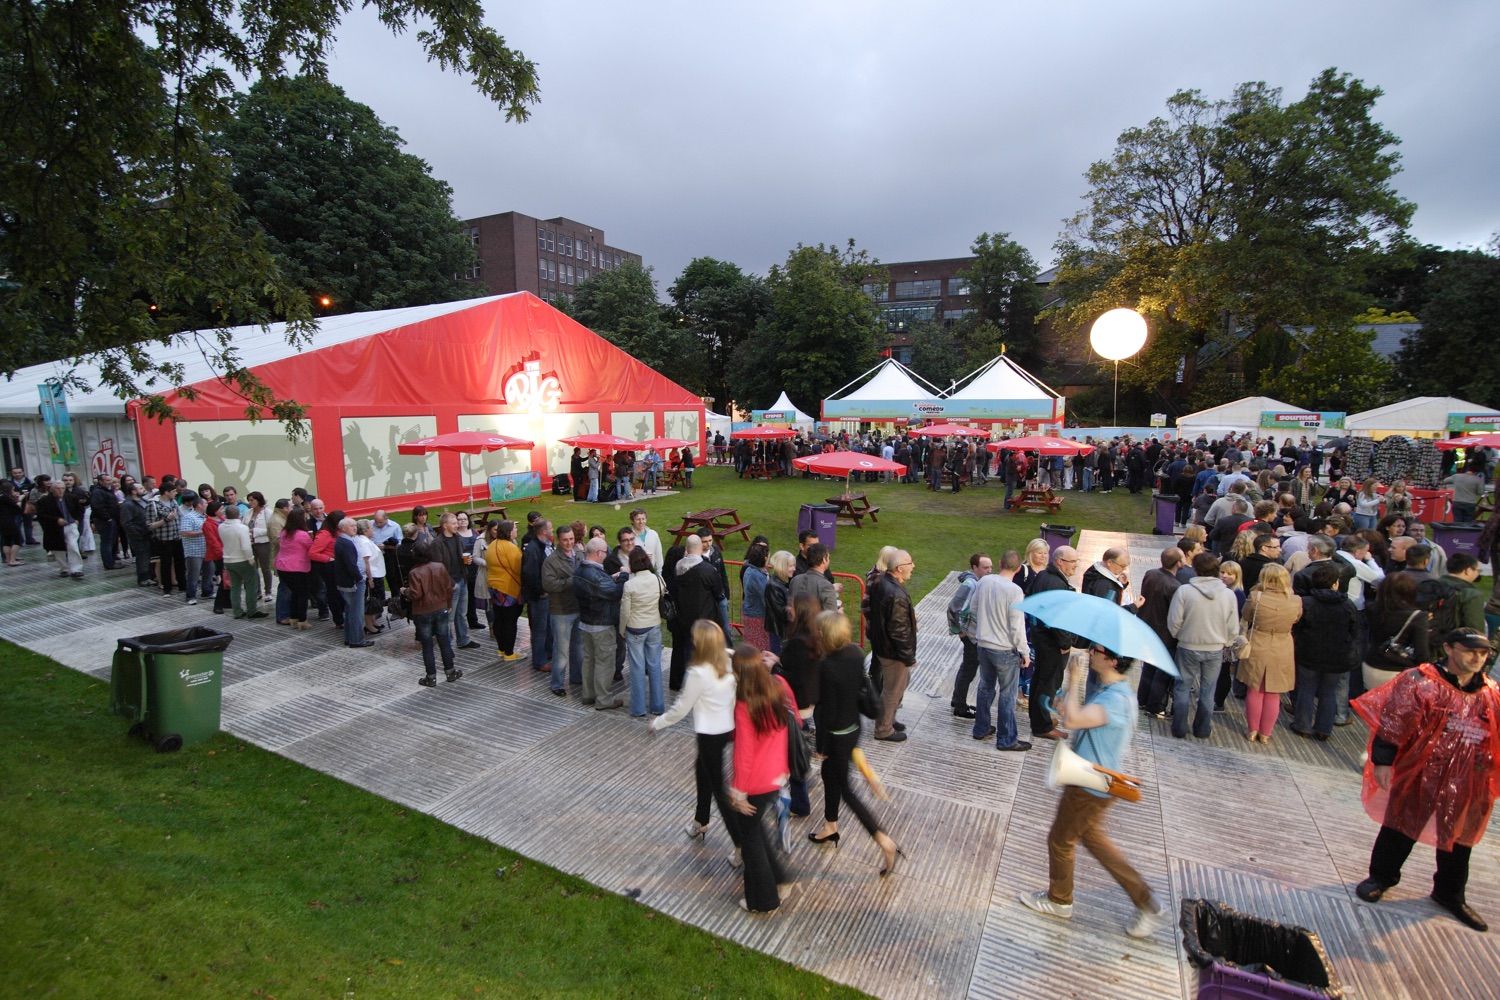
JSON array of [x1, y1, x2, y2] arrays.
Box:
[[1090, 308, 1148, 429]]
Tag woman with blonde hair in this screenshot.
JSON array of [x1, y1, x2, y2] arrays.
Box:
[[1213, 560, 1247, 711], [651, 620, 740, 851], [1235, 563, 1302, 743], [808, 611, 902, 875], [763, 550, 795, 655], [1353, 476, 1382, 531], [1228, 528, 1257, 563], [1016, 538, 1050, 593]]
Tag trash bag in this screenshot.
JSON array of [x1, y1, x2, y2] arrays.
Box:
[[116, 626, 233, 656], [1180, 899, 1343, 998]]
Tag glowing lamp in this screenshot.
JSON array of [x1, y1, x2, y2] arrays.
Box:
[[1089, 308, 1147, 361]]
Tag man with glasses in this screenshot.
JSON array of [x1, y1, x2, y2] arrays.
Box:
[[1353, 629, 1499, 932], [1027, 546, 1081, 742], [870, 550, 918, 742]]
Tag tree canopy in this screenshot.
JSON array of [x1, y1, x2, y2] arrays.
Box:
[[571, 263, 701, 393], [0, 0, 537, 429], [1395, 242, 1500, 406], [1049, 68, 1413, 403], [956, 232, 1042, 367], [223, 77, 478, 313], [667, 258, 769, 411]]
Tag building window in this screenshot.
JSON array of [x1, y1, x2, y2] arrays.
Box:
[[547, 231, 555, 252], [943, 308, 975, 323], [893, 279, 941, 300], [861, 281, 887, 301], [614, 253, 622, 268], [537, 228, 549, 249], [880, 303, 936, 329], [948, 277, 970, 296], [889, 346, 914, 365]]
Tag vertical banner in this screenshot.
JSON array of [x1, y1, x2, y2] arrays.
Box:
[[38, 382, 78, 466]]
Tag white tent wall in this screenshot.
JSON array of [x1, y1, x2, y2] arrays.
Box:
[[0, 413, 141, 483], [1175, 395, 1300, 438], [1345, 396, 1500, 439]]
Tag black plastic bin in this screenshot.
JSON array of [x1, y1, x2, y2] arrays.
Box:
[[1180, 899, 1344, 999]]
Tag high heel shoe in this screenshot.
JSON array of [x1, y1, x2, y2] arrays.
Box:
[[684, 821, 708, 841], [808, 830, 840, 846], [879, 842, 905, 877]]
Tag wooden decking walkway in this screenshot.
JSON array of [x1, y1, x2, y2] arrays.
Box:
[[3, 530, 1497, 998]]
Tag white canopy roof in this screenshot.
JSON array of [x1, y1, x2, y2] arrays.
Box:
[[766, 391, 815, 424], [1176, 395, 1299, 432], [829, 358, 940, 401], [945, 354, 1058, 401], [0, 294, 513, 417], [1345, 396, 1500, 431]]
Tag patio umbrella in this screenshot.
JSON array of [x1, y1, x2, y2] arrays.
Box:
[[639, 436, 694, 451], [1016, 590, 1178, 675], [559, 432, 642, 452], [1434, 433, 1500, 450], [911, 422, 986, 437], [792, 450, 907, 492], [731, 426, 795, 440], [396, 430, 535, 512], [986, 435, 1094, 456]]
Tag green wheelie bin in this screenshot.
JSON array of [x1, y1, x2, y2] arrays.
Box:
[[110, 626, 233, 752]]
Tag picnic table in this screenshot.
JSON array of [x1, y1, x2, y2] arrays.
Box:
[[1006, 484, 1063, 515], [741, 458, 779, 480], [826, 492, 880, 528], [669, 507, 754, 545], [469, 506, 508, 531]]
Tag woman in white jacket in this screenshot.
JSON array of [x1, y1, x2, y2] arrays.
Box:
[[651, 620, 740, 852], [619, 547, 666, 717]]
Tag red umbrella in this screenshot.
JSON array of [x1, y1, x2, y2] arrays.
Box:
[[911, 422, 986, 437], [1434, 433, 1500, 450], [639, 436, 694, 451], [793, 450, 906, 492], [732, 426, 795, 440], [559, 433, 641, 452], [396, 430, 535, 511], [986, 435, 1094, 456]]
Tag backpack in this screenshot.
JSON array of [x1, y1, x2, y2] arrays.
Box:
[[1416, 577, 1463, 652], [947, 575, 977, 635]]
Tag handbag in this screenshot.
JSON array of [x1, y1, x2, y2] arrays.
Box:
[[785, 707, 810, 781], [857, 670, 882, 720], [657, 576, 678, 630], [1234, 593, 1259, 659], [1377, 610, 1422, 669]]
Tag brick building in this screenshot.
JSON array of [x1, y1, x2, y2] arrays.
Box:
[[862, 256, 979, 363], [458, 211, 643, 302]]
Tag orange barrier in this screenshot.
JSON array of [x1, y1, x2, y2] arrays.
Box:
[[723, 560, 869, 648]]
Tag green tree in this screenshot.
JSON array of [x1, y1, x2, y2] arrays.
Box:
[[1260, 326, 1395, 412], [223, 77, 477, 313], [956, 232, 1042, 366], [572, 263, 701, 392], [667, 258, 769, 411], [0, 0, 537, 429], [1395, 242, 1500, 405], [1050, 69, 1412, 404], [730, 241, 882, 411]]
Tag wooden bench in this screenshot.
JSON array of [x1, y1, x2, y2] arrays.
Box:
[[713, 521, 753, 543]]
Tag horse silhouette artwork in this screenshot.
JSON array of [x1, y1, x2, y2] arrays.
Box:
[[385, 424, 432, 496], [343, 422, 383, 500], [189, 431, 315, 495]]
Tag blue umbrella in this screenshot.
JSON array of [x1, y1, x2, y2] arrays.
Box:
[[1017, 590, 1178, 676]]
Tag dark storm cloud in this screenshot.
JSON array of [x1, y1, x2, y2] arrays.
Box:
[[328, 0, 1499, 288]]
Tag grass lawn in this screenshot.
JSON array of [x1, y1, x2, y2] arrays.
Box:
[[434, 464, 1153, 609], [0, 644, 864, 998]]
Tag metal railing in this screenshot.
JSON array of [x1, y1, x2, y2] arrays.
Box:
[[723, 559, 869, 648]]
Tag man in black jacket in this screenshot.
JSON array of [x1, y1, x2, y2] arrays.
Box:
[[334, 518, 372, 648], [870, 550, 917, 742], [521, 519, 553, 672], [89, 475, 121, 569], [120, 481, 155, 585], [1028, 547, 1080, 738], [669, 534, 724, 691]]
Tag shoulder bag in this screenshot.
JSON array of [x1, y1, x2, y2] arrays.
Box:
[[1234, 592, 1260, 659], [657, 575, 678, 631], [785, 706, 810, 781], [1378, 610, 1422, 670]]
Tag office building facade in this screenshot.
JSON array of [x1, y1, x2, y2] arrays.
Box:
[[458, 211, 643, 301]]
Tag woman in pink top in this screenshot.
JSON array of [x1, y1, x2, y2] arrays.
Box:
[[729, 644, 797, 913], [274, 507, 315, 628]]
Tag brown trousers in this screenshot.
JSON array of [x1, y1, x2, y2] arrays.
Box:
[[874, 655, 911, 738], [1047, 786, 1154, 908]]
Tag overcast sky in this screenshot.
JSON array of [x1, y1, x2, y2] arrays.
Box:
[[327, 1, 1498, 289]]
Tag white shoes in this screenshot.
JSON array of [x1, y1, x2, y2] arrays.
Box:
[[1019, 891, 1073, 919], [1126, 902, 1166, 939]]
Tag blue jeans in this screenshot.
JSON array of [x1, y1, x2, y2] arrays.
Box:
[[183, 555, 203, 600], [1352, 513, 1378, 531], [450, 578, 470, 646], [1295, 667, 1341, 736], [587, 475, 598, 502], [339, 581, 366, 645], [626, 625, 665, 715], [1082, 468, 1094, 492], [276, 576, 293, 621], [717, 596, 733, 644], [415, 608, 455, 677], [551, 611, 583, 691], [527, 597, 552, 667], [1172, 647, 1222, 738], [973, 647, 1021, 747]]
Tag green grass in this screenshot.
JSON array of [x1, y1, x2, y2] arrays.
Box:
[[0, 645, 864, 998]]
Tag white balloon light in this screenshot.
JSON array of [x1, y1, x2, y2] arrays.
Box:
[[1090, 308, 1148, 361]]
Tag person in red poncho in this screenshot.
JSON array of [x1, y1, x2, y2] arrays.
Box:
[[1352, 628, 1500, 932]]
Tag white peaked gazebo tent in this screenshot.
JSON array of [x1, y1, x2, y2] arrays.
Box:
[[753, 390, 816, 432], [706, 410, 733, 441], [1345, 396, 1500, 440], [1176, 396, 1299, 440], [822, 358, 944, 422], [941, 353, 1064, 429]]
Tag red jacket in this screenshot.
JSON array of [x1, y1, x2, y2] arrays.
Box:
[[309, 530, 335, 564], [732, 676, 798, 796], [203, 518, 223, 562]]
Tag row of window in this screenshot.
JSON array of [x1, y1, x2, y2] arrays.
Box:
[[881, 303, 936, 329], [539, 259, 593, 285], [863, 277, 971, 300], [537, 228, 624, 271]]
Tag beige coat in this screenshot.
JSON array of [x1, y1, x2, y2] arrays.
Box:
[[1236, 589, 1302, 693]]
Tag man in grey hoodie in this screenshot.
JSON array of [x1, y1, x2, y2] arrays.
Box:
[[1166, 552, 1241, 739]]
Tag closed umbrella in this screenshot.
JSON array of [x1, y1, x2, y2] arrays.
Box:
[[1017, 590, 1178, 675]]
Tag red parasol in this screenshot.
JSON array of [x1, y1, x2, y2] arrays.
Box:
[[1434, 433, 1500, 451], [793, 450, 906, 492], [559, 433, 642, 452], [911, 423, 987, 437], [986, 435, 1094, 456], [732, 426, 796, 440], [395, 430, 535, 511], [639, 436, 694, 451]]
